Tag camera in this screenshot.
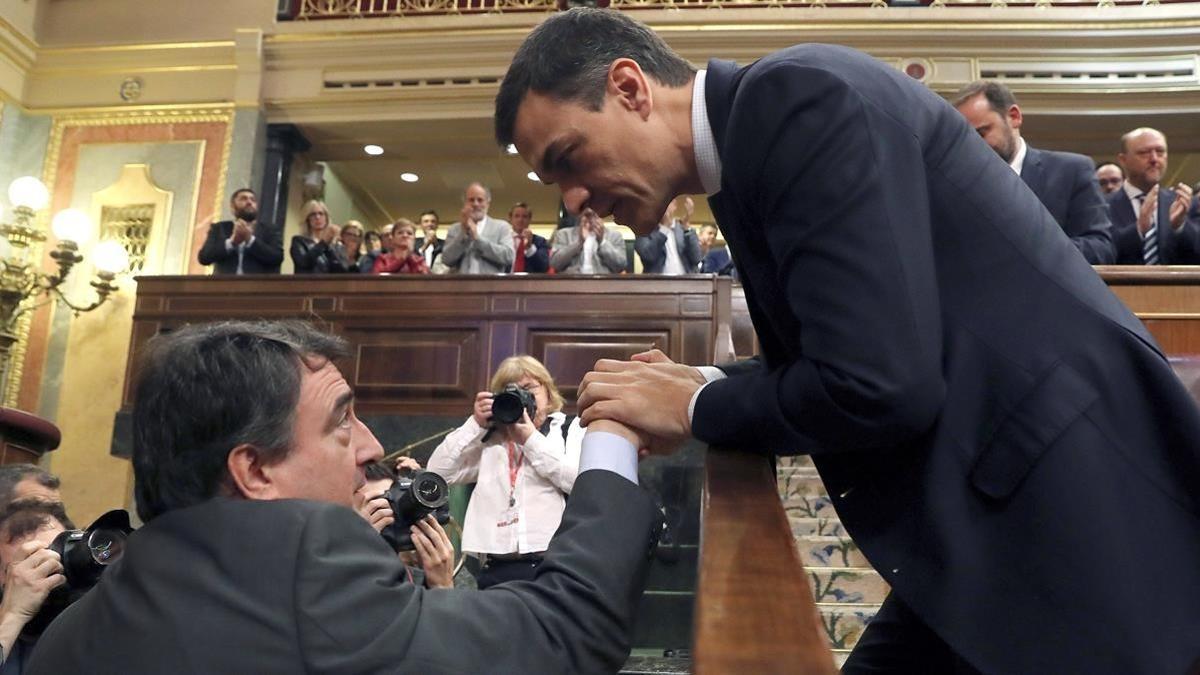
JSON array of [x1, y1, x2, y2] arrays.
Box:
[[380, 470, 451, 552], [23, 509, 132, 638], [491, 384, 537, 425]]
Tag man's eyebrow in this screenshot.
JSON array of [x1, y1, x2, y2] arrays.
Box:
[[327, 390, 355, 428]]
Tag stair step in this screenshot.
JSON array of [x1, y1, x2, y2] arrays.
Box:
[[789, 516, 845, 537], [809, 567, 890, 605], [817, 603, 879, 651], [778, 455, 815, 469], [777, 472, 829, 500], [783, 493, 836, 518], [796, 535, 869, 568]]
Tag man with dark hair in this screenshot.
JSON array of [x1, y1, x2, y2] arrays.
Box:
[[0, 467, 59, 510], [1107, 127, 1200, 264], [953, 80, 1114, 264], [498, 9, 1200, 673], [1095, 161, 1124, 195], [0, 499, 73, 673], [508, 202, 550, 273], [415, 209, 445, 273], [28, 320, 658, 674], [196, 188, 284, 274]]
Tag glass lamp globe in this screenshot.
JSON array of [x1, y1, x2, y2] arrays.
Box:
[[8, 177, 50, 212], [51, 209, 91, 245], [92, 240, 130, 276]]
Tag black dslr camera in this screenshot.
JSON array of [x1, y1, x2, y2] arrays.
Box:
[[380, 470, 452, 553], [491, 384, 537, 425], [23, 509, 133, 638]]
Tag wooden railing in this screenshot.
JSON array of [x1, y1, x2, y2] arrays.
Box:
[[279, 0, 1191, 20]]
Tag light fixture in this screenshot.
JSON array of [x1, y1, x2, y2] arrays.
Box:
[[505, 144, 519, 155], [400, 173, 419, 183], [526, 171, 540, 182], [364, 144, 384, 156], [0, 176, 127, 383]]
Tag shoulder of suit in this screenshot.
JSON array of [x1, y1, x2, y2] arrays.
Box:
[[1034, 146, 1093, 170]]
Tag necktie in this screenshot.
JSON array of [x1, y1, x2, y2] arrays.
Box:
[[1138, 193, 1159, 265], [513, 234, 526, 273]]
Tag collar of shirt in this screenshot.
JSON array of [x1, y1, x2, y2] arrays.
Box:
[[1008, 136, 1027, 176], [691, 70, 723, 197], [1123, 179, 1149, 203]]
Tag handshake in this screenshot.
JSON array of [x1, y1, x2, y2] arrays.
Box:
[[576, 349, 709, 458]]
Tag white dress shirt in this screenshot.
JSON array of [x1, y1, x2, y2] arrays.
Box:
[[659, 222, 688, 275], [1008, 137, 1027, 176]]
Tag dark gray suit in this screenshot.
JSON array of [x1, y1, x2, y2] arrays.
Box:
[[634, 223, 703, 273], [696, 46, 1200, 673], [1019, 146, 1115, 264], [27, 471, 657, 674]]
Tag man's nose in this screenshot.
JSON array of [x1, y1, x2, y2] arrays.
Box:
[[355, 421, 385, 463], [562, 186, 590, 215]]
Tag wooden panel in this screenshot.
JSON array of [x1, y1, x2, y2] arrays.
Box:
[[1141, 319, 1200, 355], [730, 285, 760, 359], [164, 295, 308, 313], [523, 294, 679, 316], [531, 331, 669, 403], [694, 449, 834, 674], [340, 294, 488, 315], [342, 328, 480, 405]]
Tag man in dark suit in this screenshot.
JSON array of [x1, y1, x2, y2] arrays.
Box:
[[635, 197, 703, 274], [196, 188, 284, 274], [496, 9, 1200, 673], [415, 209, 445, 273], [1105, 127, 1199, 264], [28, 320, 658, 674], [953, 80, 1114, 264], [509, 201, 550, 272]]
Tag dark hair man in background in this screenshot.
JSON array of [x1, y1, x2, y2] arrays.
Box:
[[0, 499, 73, 673], [0, 468, 59, 510], [416, 209, 445, 273], [1095, 162, 1124, 195], [508, 202, 550, 273], [196, 188, 284, 274], [28, 320, 658, 674], [953, 80, 1114, 264], [496, 8, 1200, 673]]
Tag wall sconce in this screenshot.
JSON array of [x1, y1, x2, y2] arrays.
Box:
[[0, 176, 130, 380]]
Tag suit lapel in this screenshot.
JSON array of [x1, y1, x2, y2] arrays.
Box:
[[1019, 147, 1044, 197]]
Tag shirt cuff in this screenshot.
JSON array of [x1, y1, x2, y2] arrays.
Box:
[[578, 431, 638, 485], [688, 367, 728, 426], [224, 237, 235, 252], [245, 235, 256, 248]]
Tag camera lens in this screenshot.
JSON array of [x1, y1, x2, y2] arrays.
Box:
[[86, 528, 127, 566]]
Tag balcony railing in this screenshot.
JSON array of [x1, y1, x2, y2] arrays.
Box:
[[280, 0, 1187, 20]]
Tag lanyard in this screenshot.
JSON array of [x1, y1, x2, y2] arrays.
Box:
[[506, 441, 523, 507]]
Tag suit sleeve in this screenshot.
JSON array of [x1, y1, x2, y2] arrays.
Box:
[[294, 472, 657, 674], [599, 228, 629, 273], [476, 221, 516, 269], [1062, 157, 1116, 264], [440, 224, 468, 269], [693, 64, 945, 453], [1165, 192, 1200, 264], [247, 224, 285, 268], [682, 228, 704, 269], [1107, 196, 1143, 263], [634, 231, 666, 271], [526, 236, 551, 273], [550, 228, 581, 271], [197, 223, 232, 266]]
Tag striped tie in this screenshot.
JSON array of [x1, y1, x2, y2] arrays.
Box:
[[1139, 193, 1159, 265]]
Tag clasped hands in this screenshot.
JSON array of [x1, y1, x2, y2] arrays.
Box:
[[1137, 183, 1194, 235], [577, 349, 707, 458]]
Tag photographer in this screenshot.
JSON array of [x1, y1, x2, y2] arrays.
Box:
[[353, 459, 455, 589], [427, 356, 581, 589], [0, 500, 72, 673]]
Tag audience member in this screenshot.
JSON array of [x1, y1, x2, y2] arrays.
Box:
[[954, 81, 1114, 264], [197, 189, 283, 274], [290, 200, 349, 274], [0, 467, 59, 510], [27, 320, 658, 674], [371, 219, 429, 274], [336, 220, 366, 272], [0, 499, 72, 673], [359, 226, 389, 273], [427, 356, 581, 590], [1096, 162, 1125, 195], [508, 202, 550, 273], [442, 183, 515, 274], [550, 207, 628, 274], [635, 197, 703, 274], [416, 210, 446, 274], [354, 459, 454, 589], [1107, 127, 1199, 264], [697, 223, 719, 259], [700, 242, 735, 277]]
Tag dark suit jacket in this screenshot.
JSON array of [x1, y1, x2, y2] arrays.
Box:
[[699, 246, 734, 276], [196, 220, 283, 274], [1106, 187, 1200, 264], [28, 470, 657, 674], [415, 236, 444, 269], [513, 232, 550, 273], [1019, 146, 1115, 264], [696, 46, 1200, 674], [634, 224, 703, 273]]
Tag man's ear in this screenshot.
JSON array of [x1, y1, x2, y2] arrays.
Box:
[[226, 444, 278, 501], [608, 58, 652, 119], [1007, 104, 1023, 132]]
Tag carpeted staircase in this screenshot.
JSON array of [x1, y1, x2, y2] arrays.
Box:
[[779, 454, 886, 668]]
